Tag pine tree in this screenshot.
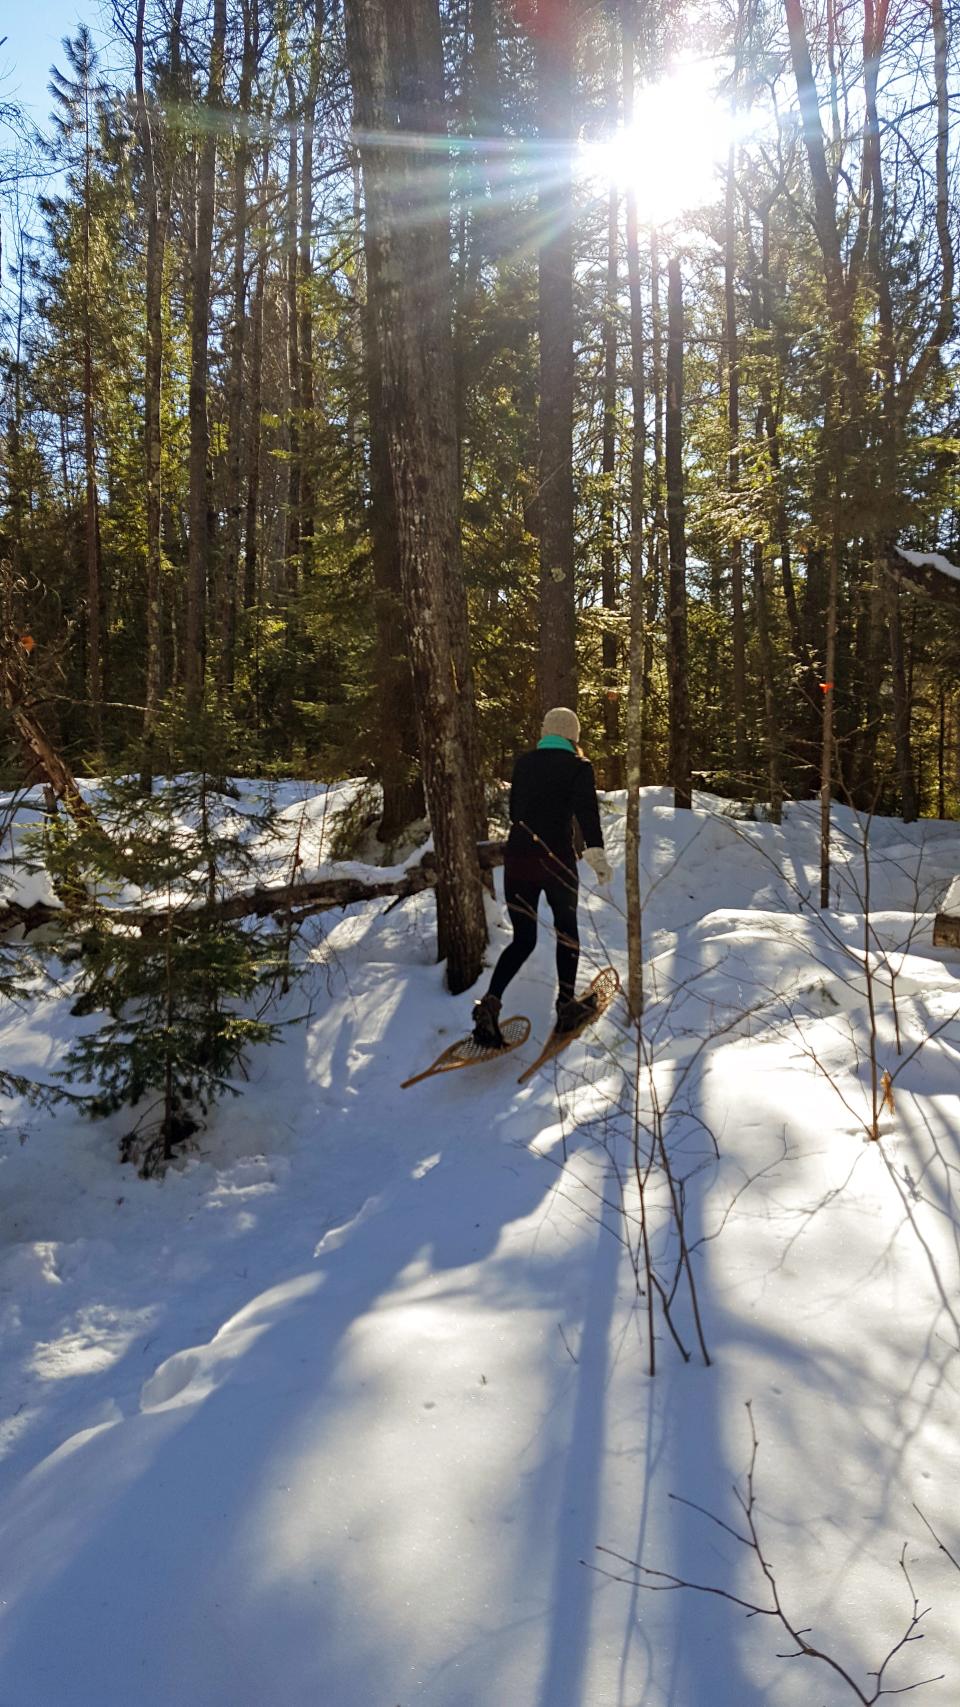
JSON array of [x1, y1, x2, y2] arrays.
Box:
[[44, 721, 297, 1173], [47, 28, 111, 746]]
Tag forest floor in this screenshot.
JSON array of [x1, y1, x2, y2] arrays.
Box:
[[1, 783, 960, 1707]]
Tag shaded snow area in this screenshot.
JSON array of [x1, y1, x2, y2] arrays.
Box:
[[2, 786, 960, 1706]]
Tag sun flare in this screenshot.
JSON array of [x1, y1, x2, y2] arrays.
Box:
[[580, 59, 734, 226]]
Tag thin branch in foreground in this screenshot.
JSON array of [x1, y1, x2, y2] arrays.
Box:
[[912, 1505, 960, 1575], [591, 1403, 944, 1704]]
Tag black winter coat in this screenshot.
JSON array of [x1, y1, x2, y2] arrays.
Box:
[[504, 747, 604, 883]]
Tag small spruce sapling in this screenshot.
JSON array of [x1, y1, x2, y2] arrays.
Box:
[[0, 794, 67, 1122], [44, 734, 296, 1173]]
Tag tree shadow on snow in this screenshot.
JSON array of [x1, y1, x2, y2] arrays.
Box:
[[0, 966, 641, 1707]]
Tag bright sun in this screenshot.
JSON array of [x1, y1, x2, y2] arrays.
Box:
[[579, 59, 734, 226]]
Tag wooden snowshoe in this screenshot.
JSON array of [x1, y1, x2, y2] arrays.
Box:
[[517, 966, 620, 1085], [401, 1016, 531, 1089]]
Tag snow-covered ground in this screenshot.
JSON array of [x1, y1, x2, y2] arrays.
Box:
[[1, 785, 959, 1707]]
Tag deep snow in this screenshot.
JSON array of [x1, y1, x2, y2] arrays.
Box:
[[1, 785, 959, 1707]]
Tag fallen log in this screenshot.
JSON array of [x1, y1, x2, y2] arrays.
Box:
[[0, 607, 511, 948], [0, 841, 508, 940]]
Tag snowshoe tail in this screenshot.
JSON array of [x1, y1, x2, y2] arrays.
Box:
[[517, 967, 620, 1085], [401, 1016, 531, 1088]]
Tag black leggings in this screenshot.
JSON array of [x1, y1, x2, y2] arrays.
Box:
[[488, 873, 580, 1006]]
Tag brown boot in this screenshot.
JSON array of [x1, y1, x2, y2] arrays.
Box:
[[554, 991, 599, 1035], [472, 992, 504, 1048]]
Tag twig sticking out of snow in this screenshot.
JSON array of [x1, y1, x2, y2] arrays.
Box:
[[590, 1402, 944, 1704], [912, 1506, 960, 1576]]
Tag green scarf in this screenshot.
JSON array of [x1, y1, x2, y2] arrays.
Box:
[[537, 735, 577, 753]]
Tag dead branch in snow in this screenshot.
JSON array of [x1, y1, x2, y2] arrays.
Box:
[[0, 609, 96, 829], [591, 1402, 944, 1704]]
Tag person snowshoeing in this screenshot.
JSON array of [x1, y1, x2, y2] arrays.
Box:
[[472, 707, 613, 1048]]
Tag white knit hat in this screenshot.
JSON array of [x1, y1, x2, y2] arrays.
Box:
[[541, 706, 580, 743]]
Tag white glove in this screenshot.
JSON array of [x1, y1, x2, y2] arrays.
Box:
[[583, 846, 614, 886]]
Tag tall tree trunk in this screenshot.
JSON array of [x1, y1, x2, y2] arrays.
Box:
[[753, 202, 808, 668], [784, 0, 847, 308], [665, 258, 691, 810], [642, 227, 665, 772], [786, 0, 859, 849], [937, 683, 946, 820], [851, 564, 885, 806], [886, 578, 916, 822], [749, 196, 820, 791], [368, 367, 427, 840], [862, 0, 917, 822], [452, 0, 508, 443], [284, 69, 302, 597], [345, 0, 487, 993], [243, 144, 268, 618], [930, 0, 955, 351], [356, 133, 425, 840], [185, 0, 227, 711], [724, 139, 746, 779], [820, 523, 839, 907], [897, 0, 955, 411], [298, 3, 324, 583], [219, 0, 256, 694], [465, 0, 505, 282], [600, 145, 620, 783], [7, 233, 29, 581], [622, 1, 645, 1018], [752, 541, 782, 822], [81, 68, 102, 744], [82, 306, 101, 745], [134, 0, 183, 739], [536, 0, 577, 712]]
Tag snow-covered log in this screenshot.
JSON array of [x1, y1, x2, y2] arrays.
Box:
[[0, 841, 507, 940], [888, 546, 960, 610]]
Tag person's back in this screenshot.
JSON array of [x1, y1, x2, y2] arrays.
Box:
[[471, 707, 613, 1048], [506, 745, 603, 883]]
